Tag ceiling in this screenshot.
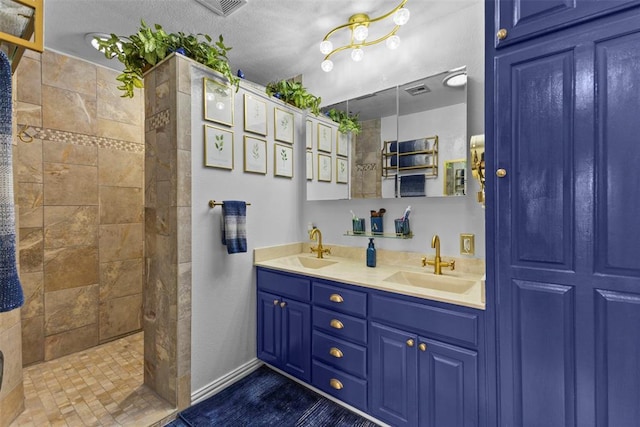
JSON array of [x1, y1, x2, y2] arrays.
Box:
[[44, 0, 478, 104]]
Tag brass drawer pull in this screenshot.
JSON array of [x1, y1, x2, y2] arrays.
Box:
[[329, 347, 344, 358], [330, 378, 343, 390], [329, 294, 344, 303], [330, 319, 344, 329]]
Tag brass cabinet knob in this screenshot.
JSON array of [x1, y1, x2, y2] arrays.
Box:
[[496, 168, 507, 178], [497, 28, 508, 40], [329, 294, 344, 303], [330, 319, 344, 329], [419, 343, 427, 352], [273, 300, 279, 305], [406, 339, 415, 347], [280, 301, 287, 308], [330, 378, 343, 390], [329, 347, 344, 358]]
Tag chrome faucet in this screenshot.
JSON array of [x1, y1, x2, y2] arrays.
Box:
[[422, 234, 455, 275], [309, 227, 331, 259]]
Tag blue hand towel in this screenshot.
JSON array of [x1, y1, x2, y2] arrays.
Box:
[[221, 201, 247, 254], [400, 175, 426, 197]]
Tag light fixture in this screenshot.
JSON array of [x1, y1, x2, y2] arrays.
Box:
[[319, 0, 410, 72], [85, 32, 122, 57], [443, 71, 467, 87]]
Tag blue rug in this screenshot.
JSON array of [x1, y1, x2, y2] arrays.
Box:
[[167, 365, 378, 426]]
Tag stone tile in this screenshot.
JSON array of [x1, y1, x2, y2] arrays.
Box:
[[44, 285, 99, 335], [0, 309, 20, 331], [15, 101, 42, 127], [99, 258, 143, 301], [144, 71, 156, 118], [21, 316, 44, 366], [43, 162, 98, 206], [97, 67, 142, 127], [15, 138, 43, 184], [42, 51, 96, 97], [0, 321, 23, 400], [99, 186, 143, 224], [96, 118, 143, 144], [16, 56, 42, 105], [19, 228, 43, 273], [20, 271, 44, 319], [43, 246, 99, 292], [42, 85, 97, 135], [0, 381, 24, 426], [99, 224, 143, 262], [98, 148, 143, 188], [176, 92, 191, 151], [176, 149, 191, 207], [155, 126, 174, 182], [177, 208, 191, 264], [44, 206, 99, 249], [17, 182, 43, 228], [155, 81, 172, 113], [99, 294, 142, 342], [43, 140, 97, 166], [43, 323, 98, 361], [177, 57, 191, 95]]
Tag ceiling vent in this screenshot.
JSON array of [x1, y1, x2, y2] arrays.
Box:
[[404, 84, 431, 96], [193, 0, 247, 17]]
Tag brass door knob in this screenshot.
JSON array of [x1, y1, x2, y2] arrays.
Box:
[[329, 294, 344, 303], [496, 168, 507, 177], [497, 28, 507, 40], [330, 378, 343, 390], [406, 339, 415, 347], [330, 319, 344, 329], [280, 301, 287, 308], [419, 343, 427, 352], [273, 300, 279, 305], [329, 347, 344, 358]]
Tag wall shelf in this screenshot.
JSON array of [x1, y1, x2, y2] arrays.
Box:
[[344, 231, 413, 239], [381, 136, 439, 178]]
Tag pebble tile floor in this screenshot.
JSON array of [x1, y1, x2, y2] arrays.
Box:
[[11, 332, 177, 427]]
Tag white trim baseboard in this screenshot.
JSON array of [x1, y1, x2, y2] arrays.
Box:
[[190, 358, 263, 405]]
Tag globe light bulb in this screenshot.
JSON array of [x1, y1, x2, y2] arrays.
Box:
[[321, 59, 334, 72], [386, 35, 401, 50], [351, 48, 364, 62], [216, 101, 225, 110], [393, 8, 410, 25], [319, 40, 333, 55], [353, 25, 369, 42], [206, 92, 215, 102]]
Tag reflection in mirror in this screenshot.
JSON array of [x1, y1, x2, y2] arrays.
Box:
[[311, 66, 467, 200], [470, 134, 485, 204]]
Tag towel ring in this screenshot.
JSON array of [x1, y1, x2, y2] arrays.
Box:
[[17, 124, 34, 143]]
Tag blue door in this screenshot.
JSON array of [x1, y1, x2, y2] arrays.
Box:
[[257, 291, 281, 367], [490, 8, 640, 427], [281, 298, 311, 382]]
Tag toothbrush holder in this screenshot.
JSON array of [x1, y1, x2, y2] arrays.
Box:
[[370, 216, 384, 234], [352, 218, 365, 234], [394, 218, 411, 236]]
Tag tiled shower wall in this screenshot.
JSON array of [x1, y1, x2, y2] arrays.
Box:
[[351, 118, 382, 199], [13, 50, 145, 364]]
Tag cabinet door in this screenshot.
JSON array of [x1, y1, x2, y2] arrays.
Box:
[[494, 0, 640, 48], [281, 298, 311, 382], [418, 339, 478, 427], [369, 322, 418, 427], [257, 291, 281, 367]]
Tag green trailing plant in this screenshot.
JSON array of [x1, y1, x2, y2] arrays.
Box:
[[327, 108, 362, 135], [265, 80, 322, 116], [95, 20, 239, 98]]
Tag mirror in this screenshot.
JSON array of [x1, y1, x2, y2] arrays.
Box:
[[309, 66, 467, 200]]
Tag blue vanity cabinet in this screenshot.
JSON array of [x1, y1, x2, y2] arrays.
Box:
[[494, 0, 640, 48], [487, 2, 640, 426], [256, 269, 311, 382]]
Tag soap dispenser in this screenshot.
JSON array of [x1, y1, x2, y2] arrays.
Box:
[[367, 238, 376, 268]]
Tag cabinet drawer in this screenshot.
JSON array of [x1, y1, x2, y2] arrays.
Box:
[[313, 306, 367, 345], [313, 282, 367, 317], [312, 331, 366, 379], [257, 268, 310, 302], [370, 293, 479, 348], [312, 360, 367, 412]]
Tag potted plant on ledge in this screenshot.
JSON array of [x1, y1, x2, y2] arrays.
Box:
[[95, 20, 239, 98], [265, 79, 322, 116], [326, 108, 362, 135]]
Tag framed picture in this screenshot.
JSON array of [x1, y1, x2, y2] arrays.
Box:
[[204, 125, 234, 169], [244, 94, 267, 136], [274, 108, 294, 144], [336, 157, 348, 184], [243, 136, 267, 174], [274, 143, 293, 178], [306, 151, 313, 180], [318, 154, 332, 182], [203, 78, 234, 126], [317, 123, 332, 153], [337, 131, 349, 157], [305, 119, 313, 149]]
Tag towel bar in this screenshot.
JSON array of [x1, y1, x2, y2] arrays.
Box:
[[208, 200, 252, 208]]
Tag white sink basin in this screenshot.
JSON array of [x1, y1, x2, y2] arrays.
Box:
[[275, 256, 338, 269], [383, 270, 476, 294]]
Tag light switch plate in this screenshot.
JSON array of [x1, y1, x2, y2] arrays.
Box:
[[460, 233, 475, 256]]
